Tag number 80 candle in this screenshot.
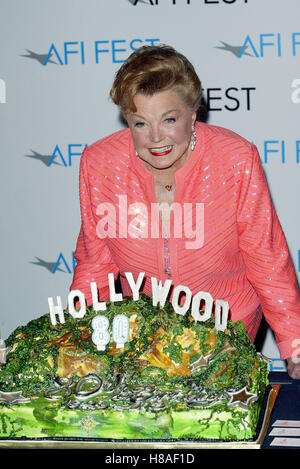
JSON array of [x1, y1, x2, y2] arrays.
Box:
[[112, 315, 130, 349], [91, 314, 130, 351], [91, 315, 110, 351]]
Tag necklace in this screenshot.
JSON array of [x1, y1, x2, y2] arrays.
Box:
[[165, 185, 173, 191]]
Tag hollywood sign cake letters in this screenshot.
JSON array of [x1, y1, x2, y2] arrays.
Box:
[[48, 272, 229, 351]]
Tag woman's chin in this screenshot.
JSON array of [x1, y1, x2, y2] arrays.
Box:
[[147, 160, 175, 171], [139, 154, 178, 171]]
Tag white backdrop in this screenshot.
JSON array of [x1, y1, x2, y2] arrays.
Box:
[[1, 0, 299, 371]]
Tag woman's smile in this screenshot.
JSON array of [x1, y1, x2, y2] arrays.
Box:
[[148, 145, 174, 156]]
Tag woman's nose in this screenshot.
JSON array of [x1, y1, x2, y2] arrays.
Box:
[[150, 125, 163, 143]]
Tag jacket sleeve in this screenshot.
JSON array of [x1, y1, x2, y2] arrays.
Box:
[[237, 144, 300, 359], [70, 147, 119, 306]]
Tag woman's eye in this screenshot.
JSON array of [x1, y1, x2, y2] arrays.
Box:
[[165, 117, 176, 123], [134, 122, 145, 128]]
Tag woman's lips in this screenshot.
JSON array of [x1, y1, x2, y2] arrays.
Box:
[[149, 145, 173, 156]]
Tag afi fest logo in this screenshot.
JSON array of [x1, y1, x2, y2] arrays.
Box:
[[31, 252, 76, 274], [25, 144, 87, 167], [258, 139, 300, 164], [22, 39, 161, 67], [216, 32, 300, 58], [129, 0, 248, 5], [96, 196, 204, 250], [0, 79, 6, 103]]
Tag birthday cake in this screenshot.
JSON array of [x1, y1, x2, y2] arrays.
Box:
[[0, 293, 269, 443]]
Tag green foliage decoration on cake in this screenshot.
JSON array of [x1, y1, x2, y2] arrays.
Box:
[[0, 294, 268, 406]]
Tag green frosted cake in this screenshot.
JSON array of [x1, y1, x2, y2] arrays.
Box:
[[0, 294, 269, 443]]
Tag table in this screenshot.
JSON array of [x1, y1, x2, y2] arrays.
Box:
[[262, 372, 300, 449]]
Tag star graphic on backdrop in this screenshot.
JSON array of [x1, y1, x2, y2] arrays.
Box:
[[20, 49, 58, 65], [0, 391, 31, 405], [215, 41, 253, 58], [30, 257, 65, 273], [127, 0, 148, 5], [226, 387, 258, 409], [25, 150, 61, 167]]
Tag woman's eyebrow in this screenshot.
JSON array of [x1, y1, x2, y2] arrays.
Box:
[[132, 109, 180, 119]]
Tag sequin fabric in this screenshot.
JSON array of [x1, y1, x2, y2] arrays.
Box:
[[70, 122, 300, 359]]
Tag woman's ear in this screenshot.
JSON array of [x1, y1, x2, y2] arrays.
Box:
[[119, 111, 128, 128], [192, 111, 197, 126]]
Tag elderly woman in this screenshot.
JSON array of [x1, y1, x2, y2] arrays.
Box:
[[70, 45, 300, 378]]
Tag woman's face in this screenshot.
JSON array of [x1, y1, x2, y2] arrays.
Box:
[[125, 90, 196, 174]]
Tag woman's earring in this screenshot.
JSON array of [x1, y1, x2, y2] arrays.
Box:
[[191, 125, 196, 151]]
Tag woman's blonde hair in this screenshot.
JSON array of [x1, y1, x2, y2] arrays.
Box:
[[110, 44, 202, 114]]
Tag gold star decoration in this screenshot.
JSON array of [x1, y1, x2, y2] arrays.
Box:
[[189, 352, 215, 373], [226, 387, 258, 409], [0, 391, 31, 405], [0, 346, 11, 364], [257, 353, 273, 365]]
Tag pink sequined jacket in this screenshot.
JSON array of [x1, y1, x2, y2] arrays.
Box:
[[70, 122, 300, 359]]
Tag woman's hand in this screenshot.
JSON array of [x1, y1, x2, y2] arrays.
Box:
[[286, 357, 300, 379]]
